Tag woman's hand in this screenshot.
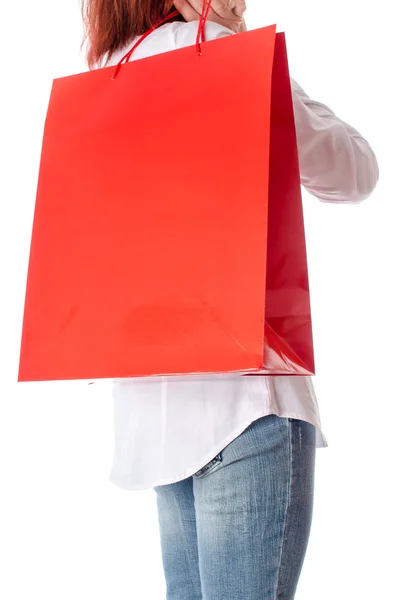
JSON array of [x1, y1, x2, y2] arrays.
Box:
[[173, 0, 247, 34]]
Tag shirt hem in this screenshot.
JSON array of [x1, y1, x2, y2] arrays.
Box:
[[109, 410, 328, 492]]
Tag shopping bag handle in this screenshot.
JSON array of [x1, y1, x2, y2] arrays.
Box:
[[111, 0, 212, 80]]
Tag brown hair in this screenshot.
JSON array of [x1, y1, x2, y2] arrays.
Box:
[[80, 0, 186, 71]]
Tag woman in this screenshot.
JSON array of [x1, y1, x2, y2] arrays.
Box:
[[81, 1, 379, 599]]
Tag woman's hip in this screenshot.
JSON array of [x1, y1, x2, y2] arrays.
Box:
[[154, 414, 316, 599]]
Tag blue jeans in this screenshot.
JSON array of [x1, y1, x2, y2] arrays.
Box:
[[153, 414, 316, 600]]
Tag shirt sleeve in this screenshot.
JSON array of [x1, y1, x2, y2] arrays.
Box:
[[290, 77, 379, 204]]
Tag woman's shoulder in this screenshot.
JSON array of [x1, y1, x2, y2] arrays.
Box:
[[167, 19, 235, 49], [105, 20, 235, 67]]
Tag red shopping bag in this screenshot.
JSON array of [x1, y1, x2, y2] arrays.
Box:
[[18, 10, 315, 382]]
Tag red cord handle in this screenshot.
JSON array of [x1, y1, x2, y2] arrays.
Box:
[[111, 0, 213, 80]]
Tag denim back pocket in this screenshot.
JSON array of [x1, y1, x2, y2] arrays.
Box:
[[193, 452, 223, 478]]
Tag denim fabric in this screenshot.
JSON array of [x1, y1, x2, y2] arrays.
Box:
[[154, 414, 316, 599]]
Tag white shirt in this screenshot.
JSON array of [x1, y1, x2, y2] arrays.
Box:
[[102, 20, 379, 491]]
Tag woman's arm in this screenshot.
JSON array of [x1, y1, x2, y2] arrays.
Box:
[[291, 78, 379, 204]]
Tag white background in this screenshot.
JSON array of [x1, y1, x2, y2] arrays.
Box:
[[0, 1, 395, 598]]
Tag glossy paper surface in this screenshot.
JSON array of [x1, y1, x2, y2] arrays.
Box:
[[18, 25, 314, 381], [263, 32, 315, 376]]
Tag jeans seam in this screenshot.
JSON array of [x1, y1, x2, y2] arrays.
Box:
[[193, 453, 222, 477], [275, 418, 292, 599]]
